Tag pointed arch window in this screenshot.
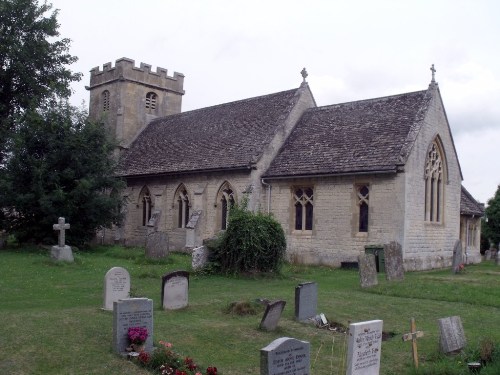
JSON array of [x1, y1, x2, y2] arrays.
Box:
[[357, 185, 369, 232], [425, 140, 445, 222], [139, 187, 152, 226], [217, 183, 235, 230], [293, 187, 313, 231], [102, 90, 110, 112], [145, 92, 157, 110], [176, 186, 190, 228]]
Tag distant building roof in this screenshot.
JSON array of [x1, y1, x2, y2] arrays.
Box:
[[264, 90, 433, 178], [461, 186, 485, 217]]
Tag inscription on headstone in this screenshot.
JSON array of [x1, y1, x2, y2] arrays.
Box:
[[260, 337, 310, 375], [294, 282, 317, 322], [103, 267, 130, 310], [358, 254, 378, 288], [384, 241, 404, 281], [145, 231, 169, 259], [437, 316, 466, 354], [260, 300, 286, 331], [113, 298, 153, 354], [346, 320, 383, 375], [162, 271, 189, 310]]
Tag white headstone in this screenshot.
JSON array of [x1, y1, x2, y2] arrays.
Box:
[[260, 337, 310, 375], [112, 298, 153, 354], [103, 267, 130, 311], [162, 271, 189, 310], [346, 320, 383, 375], [192, 245, 209, 270]]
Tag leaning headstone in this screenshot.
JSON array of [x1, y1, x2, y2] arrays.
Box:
[[146, 209, 161, 235], [259, 300, 286, 331], [346, 319, 383, 375], [192, 245, 209, 270], [260, 337, 310, 375], [113, 298, 153, 354], [384, 241, 404, 281], [145, 231, 169, 259], [51, 217, 74, 262], [437, 316, 466, 354], [162, 271, 189, 310], [451, 240, 463, 273], [358, 254, 378, 288], [295, 281, 317, 322], [103, 267, 130, 310]]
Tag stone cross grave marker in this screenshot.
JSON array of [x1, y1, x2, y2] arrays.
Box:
[[113, 298, 153, 354], [51, 217, 74, 262], [346, 319, 383, 375], [260, 300, 286, 331], [294, 281, 317, 322], [103, 267, 130, 311], [162, 270, 189, 310], [384, 241, 404, 281], [451, 239, 463, 274], [192, 245, 209, 270], [402, 317, 424, 368], [260, 337, 310, 375], [437, 316, 466, 354], [358, 254, 378, 288], [145, 231, 169, 259]]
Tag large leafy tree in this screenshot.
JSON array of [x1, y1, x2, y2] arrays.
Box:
[[0, 103, 125, 246], [483, 185, 500, 249], [0, 0, 81, 161]]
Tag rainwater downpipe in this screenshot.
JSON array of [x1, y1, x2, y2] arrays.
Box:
[[261, 179, 271, 214]]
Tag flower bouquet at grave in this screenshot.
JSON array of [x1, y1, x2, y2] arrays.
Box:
[[127, 326, 148, 352]]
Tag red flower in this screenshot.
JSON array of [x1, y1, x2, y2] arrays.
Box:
[[138, 351, 150, 364], [206, 367, 218, 375]]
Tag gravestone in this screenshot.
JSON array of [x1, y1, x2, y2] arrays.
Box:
[[437, 316, 466, 354], [192, 245, 209, 270], [451, 240, 463, 273], [145, 231, 169, 259], [496, 251, 500, 266], [113, 298, 153, 354], [51, 217, 74, 262], [260, 337, 310, 375], [146, 209, 161, 235], [484, 250, 491, 260], [260, 300, 286, 331], [162, 271, 189, 310], [384, 241, 404, 281], [103, 267, 130, 310], [295, 282, 317, 322], [358, 254, 378, 288], [346, 319, 383, 375]]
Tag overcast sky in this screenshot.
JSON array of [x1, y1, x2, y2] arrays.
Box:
[[50, 0, 500, 205]]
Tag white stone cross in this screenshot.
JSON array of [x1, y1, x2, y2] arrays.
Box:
[[53, 217, 70, 247]]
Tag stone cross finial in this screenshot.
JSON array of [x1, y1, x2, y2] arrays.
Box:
[[301, 67, 308, 83], [430, 64, 436, 83], [53, 217, 70, 247]]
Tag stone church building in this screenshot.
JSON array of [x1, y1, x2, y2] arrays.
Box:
[[89, 58, 484, 271]]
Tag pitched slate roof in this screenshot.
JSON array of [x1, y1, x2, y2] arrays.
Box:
[[118, 88, 301, 177], [264, 89, 433, 178], [461, 186, 485, 216]]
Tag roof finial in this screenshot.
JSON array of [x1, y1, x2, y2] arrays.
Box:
[[430, 64, 436, 83], [301, 67, 308, 83]]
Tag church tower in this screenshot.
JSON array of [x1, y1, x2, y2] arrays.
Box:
[[87, 58, 185, 149]]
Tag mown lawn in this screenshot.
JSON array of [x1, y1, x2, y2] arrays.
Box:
[[0, 245, 499, 374]]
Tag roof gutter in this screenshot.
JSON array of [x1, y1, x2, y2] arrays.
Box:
[[119, 165, 253, 180], [262, 168, 398, 181]]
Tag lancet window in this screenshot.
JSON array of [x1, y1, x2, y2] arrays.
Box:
[[357, 185, 369, 232], [293, 187, 314, 231], [218, 182, 235, 230], [425, 140, 445, 222], [139, 187, 152, 226], [176, 186, 190, 228]]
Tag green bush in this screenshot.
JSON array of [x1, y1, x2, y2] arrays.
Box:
[[210, 203, 286, 274]]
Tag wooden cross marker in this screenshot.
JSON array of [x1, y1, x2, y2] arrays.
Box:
[[402, 317, 424, 368]]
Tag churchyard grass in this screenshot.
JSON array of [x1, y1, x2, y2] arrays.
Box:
[[1, 245, 499, 374]]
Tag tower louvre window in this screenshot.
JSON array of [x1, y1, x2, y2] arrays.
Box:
[[145, 92, 157, 110], [102, 90, 110, 112]]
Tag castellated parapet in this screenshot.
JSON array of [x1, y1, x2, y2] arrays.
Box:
[[88, 57, 185, 95]]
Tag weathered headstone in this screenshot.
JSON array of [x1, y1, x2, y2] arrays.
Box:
[[384, 241, 404, 281], [358, 254, 378, 288], [346, 319, 383, 375], [496, 250, 500, 266], [145, 231, 169, 259], [51, 217, 74, 262], [146, 209, 161, 235], [260, 300, 286, 331], [162, 271, 189, 310], [103, 267, 131, 310], [295, 282, 317, 322], [113, 298, 153, 354], [451, 240, 463, 273], [484, 250, 491, 260], [437, 316, 466, 354], [192, 245, 209, 270], [260, 337, 310, 375]]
